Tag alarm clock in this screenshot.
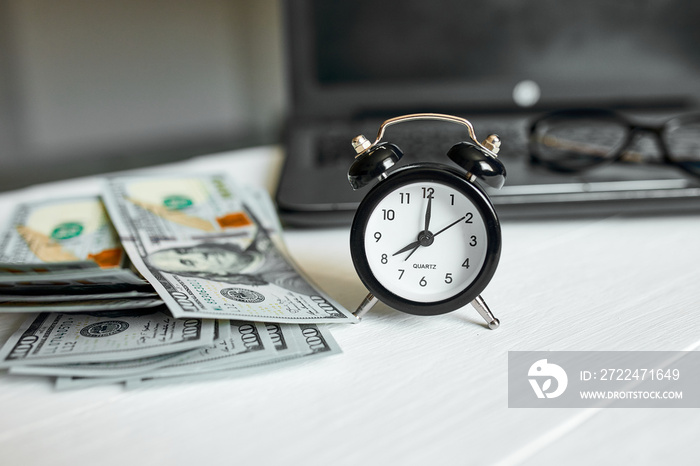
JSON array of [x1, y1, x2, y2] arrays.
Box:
[[347, 113, 506, 329]]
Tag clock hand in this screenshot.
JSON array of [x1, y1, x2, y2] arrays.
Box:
[[393, 216, 466, 260], [404, 244, 420, 261], [432, 215, 466, 237], [394, 204, 463, 261], [393, 239, 421, 257], [423, 195, 432, 233], [393, 196, 432, 258]]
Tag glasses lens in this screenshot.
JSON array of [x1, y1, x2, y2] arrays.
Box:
[[530, 115, 628, 171], [663, 116, 700, 177]]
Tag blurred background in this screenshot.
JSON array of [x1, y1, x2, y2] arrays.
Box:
[[2, 0, 699, 217], [0, 0, 285, 191]]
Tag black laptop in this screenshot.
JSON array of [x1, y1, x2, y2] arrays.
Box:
[[276, 0, 700, 227]]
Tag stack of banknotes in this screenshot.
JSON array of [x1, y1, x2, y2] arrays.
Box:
[[0, 173, 356, 389]]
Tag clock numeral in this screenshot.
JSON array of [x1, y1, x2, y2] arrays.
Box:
[[470, 235, 477, 246], [419, 276, 427, 287], [399, 192, 410, 204], [444, 273, 453, 284], [374, 231, 382, 242], [450, 194, 455, 206], [421, 187, 435, 199], [465, 212, 473, 223], [462, 258, 470, 268], [398, 269, 405, 279], [381, 254, 388, 264], [382, 209, 395, 221]]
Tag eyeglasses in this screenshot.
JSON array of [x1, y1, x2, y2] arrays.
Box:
[[528, 109, 700, 180]]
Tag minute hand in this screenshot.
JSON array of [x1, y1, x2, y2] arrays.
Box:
[[432, 216, 466, 237], [392, 215, 466, 257]]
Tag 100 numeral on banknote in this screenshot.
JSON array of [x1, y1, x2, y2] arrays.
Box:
[[102, 174, 356, 323]]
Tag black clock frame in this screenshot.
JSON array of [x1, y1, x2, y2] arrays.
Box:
[[350, 163, 502, 316]]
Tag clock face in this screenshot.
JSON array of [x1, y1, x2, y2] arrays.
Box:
[[350, 165, 501, 315]]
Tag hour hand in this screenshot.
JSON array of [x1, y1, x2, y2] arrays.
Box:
[[393, 239, 421, 257]]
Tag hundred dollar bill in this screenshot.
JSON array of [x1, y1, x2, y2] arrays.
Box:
[[129, 322, 341, 388], [0, 297, 163, 313], [0, 290, 158, 302], [0, 309, 215, 366], [52, 322, 340, 389], [9, 320, 229, 378], [133, 321, 309, 381], [55, 375, 137, 390], [102, 174, 356, 323], [120, 320, 277, 378], [49, 321, 286, 388], [48, 319, 269, 387], [10, 351, 186, 378], [0, 196, 127, 274], [262, 322, 342, 364], [0, 267, 148, 289]]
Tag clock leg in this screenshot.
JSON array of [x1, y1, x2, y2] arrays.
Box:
[[353, 292, 379, 319], [471, 295, 500, 330]]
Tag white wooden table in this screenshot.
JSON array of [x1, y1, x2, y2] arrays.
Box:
[[1, 147, 699, 466]]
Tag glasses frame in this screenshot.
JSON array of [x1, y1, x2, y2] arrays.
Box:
[[528, 108, 700, 179]]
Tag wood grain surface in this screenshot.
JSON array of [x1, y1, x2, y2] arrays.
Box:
[[0, 147, 698, 466]]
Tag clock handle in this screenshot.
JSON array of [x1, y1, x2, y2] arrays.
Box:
[[352, 113, 497, 158], [471, 295, 500, 330], [373, 113, 479, 146]]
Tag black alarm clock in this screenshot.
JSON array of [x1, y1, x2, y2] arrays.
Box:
[[347, 113, 506, 329]]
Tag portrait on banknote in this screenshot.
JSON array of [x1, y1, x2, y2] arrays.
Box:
[[145, 230, 316, 296]]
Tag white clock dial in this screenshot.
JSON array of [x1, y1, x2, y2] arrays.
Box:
[[363, 180, 488, 303]]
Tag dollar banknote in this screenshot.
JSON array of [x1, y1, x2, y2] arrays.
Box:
[[0, 290, 158, 302], [0, 297, 163, 313], [54, 374, 139, 390], [102, 174, 357, 323], [129, 322, 341, 388], [0, 176, 347, 389], [10, 351, 188, 378], [0, 310, 216, 366], [0, 267, 148, 290], [51, 321, 341, 389], [8, 319, 229, 378], [133, 321, 316, 381], [117, 320, 278, 379], [0, 196, 127, 274]]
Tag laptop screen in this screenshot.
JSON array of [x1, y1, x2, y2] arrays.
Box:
[[288, 0, 700, 118]]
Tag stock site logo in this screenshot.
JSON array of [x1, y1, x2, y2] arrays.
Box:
[[528, 359, 568, 399]]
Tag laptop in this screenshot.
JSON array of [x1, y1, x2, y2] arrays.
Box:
[[276, 0, 700, 227]]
